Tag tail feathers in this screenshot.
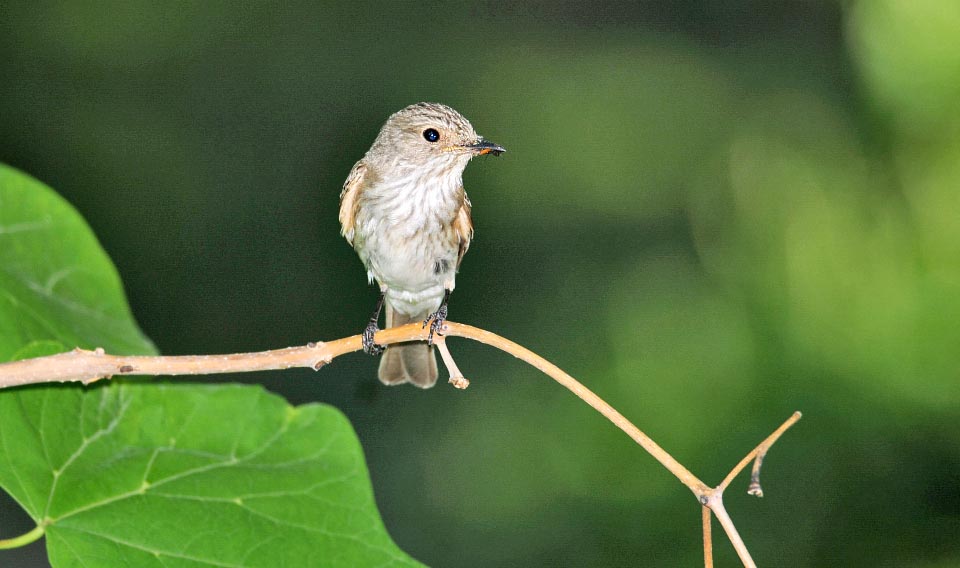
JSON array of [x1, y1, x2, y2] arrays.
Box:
[[378, 306, 439, 388]]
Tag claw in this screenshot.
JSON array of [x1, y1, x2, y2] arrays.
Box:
[[422, 304, 448, 346], [362, 322, 384, 356], [361, 291, 387, 356]]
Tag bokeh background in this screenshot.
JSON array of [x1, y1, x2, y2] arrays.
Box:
[[2, 1, 959, 566]]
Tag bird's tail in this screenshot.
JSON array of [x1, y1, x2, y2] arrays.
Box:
[[378, 305, 438, 388]]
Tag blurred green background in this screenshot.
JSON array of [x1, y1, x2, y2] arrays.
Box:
[[2, 1, 959, 566]]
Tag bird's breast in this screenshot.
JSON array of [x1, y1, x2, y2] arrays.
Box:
[[353, 171, 464, 305], [359, 168, 463, 237]]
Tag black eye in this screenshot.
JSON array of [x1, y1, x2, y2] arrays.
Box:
[[423, 128, 440, 142]]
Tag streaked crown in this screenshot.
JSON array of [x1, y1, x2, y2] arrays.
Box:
[[365, 102, 486, 169]]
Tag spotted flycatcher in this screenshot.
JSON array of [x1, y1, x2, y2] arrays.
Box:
[[339, 102, 504, 388]]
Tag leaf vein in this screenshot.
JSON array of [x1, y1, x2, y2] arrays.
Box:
[[56, 524, 249, 568]]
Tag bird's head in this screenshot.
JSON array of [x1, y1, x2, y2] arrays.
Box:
[[367, 102, 504, 176]]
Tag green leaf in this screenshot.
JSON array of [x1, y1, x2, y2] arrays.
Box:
[[0, 163, 155, 359], [1, 383, 421, 567], [0, 164, 422, 566]]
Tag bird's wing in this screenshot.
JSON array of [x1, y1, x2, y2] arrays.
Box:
[[453, 189, 473, 268], [338, 160, 367, 245]]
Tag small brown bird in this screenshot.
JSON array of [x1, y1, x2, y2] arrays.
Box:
[[339, 102, 504, 388]]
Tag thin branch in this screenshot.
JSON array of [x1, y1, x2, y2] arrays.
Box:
[[448, 324, 712, 495], [717, 411, 802, 494], [705, 493, 756, 568], [0, 322, 711, 495], [0, 321, 802, 566], [434, 336, 469, 389], [702, 505, 713, 568], [690, 411, 802, 567]]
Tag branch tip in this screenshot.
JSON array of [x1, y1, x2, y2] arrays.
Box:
[[434, 338, 468, 389], [718, 411, 802, 495]]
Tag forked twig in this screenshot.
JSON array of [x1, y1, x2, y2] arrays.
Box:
[[0, 322, 801, 565], [698, 411, 802, 567], [718, 411, 803, 495]]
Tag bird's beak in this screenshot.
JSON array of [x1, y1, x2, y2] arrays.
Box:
[[465, 139, 505, 156]]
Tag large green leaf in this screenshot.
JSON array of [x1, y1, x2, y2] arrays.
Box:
[[1, 383, 421, 567], [0, 163, 155, 359], [0, 164, 421, 567]]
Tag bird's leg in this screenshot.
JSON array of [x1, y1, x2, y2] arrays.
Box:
[[362, 291, 386, 356], [422, 289, 451, 345]]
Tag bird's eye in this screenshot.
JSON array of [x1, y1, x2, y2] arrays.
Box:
[[423, 128, 440, 142]]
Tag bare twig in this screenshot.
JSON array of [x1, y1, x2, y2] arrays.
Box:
[[695, 411, 802, 567], [705, 492, 756, 568], [717, 411, 803, 494], [702, 505, 713, 568], [434, 336, 469, 389], [0, 322, 801, 566], [0, 322, 709, 493]]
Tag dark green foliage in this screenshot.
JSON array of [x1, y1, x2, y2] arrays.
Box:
[[2, 2, 959, 566]]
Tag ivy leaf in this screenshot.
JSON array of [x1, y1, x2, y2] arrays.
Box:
[[0, 164, 422, 567]]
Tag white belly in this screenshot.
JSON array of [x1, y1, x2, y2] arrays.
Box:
[[353, 171, 463, 317], [360, 225, 458, 316]]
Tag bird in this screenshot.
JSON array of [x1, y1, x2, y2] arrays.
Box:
[[339, 102, 504, 388]]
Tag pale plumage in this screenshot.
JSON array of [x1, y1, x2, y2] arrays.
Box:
[[339, 103, 502, 388]]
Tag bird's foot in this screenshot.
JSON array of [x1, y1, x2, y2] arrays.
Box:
[[362, 321, 384, 356], [421, 304, 448, 346]]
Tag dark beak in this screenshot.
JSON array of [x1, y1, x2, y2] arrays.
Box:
[[467, 139, 505, 156]]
